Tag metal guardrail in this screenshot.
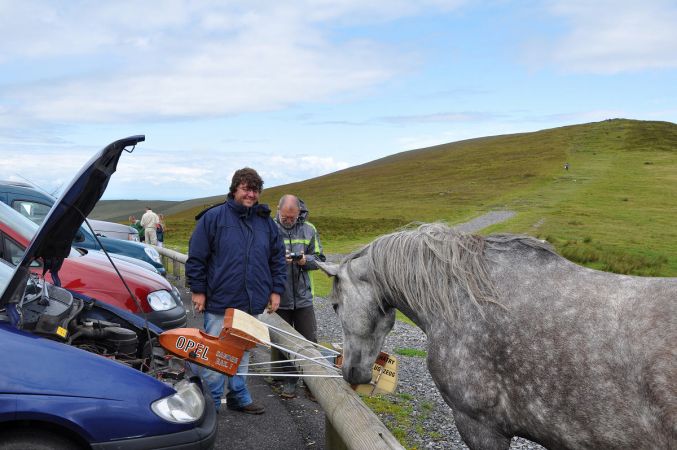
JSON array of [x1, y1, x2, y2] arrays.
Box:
[[153, 246, 187, 285], [151, 245, 404, 450]]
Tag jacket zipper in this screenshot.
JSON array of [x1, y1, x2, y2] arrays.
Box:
[[243, 214, 253, 314], [287, 231, 296, 310]]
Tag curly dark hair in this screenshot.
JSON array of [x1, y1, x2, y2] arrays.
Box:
[[228, 167, 264, 199]]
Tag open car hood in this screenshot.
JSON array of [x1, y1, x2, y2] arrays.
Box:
[[0, 136, 144, 306]]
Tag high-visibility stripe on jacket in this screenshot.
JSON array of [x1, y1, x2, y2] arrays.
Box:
[[274, 201, 324, 310]]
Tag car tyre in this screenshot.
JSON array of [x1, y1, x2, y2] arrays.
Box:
[[0, 428, 82, 450]]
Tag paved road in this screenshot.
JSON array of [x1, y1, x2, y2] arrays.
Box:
[[178, 288, 326, 450]]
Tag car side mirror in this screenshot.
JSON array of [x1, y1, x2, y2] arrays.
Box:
[[74, 230, 85, 243]]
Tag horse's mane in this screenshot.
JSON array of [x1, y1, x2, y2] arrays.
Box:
[[345, 222, 556, 321]]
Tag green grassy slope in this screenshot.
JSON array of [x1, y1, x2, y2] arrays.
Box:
[[91, 200, 179, 221], [92, 196, 228, 222], [153, 119, 677, 276]]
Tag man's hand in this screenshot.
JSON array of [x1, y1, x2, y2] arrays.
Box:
[[286, 252, 306, 266], [267, 293, 280, 314], [192, 292, 206, 313]]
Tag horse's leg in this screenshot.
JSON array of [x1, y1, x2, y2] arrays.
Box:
[[452, 410, 511, 450]]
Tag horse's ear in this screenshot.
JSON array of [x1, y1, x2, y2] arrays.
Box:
[[316, 261, 339, 277]]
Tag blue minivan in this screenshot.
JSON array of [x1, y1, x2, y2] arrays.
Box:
[[0, 181, 167, 276], [0, 136, 216, 449]]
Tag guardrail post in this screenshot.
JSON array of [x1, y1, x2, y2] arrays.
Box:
[[325, 416, 349, 450], [153, 246, 188, 287], [173, 258, 181, 282]]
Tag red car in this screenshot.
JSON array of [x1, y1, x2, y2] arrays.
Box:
[[0, 201, 187, 330]]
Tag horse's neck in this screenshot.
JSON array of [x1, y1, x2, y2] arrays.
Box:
[[391, 299, 434, 333], [389, 286, 493, 338]]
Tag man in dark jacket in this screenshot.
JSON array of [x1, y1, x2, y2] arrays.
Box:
[[186, 167, 286, 414], [273, 195, 325, 398]]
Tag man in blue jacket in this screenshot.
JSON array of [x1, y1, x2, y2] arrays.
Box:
[[186, 167, 287, 414]]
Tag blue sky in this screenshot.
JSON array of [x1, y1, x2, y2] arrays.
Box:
[[0, 0, 675, 200]]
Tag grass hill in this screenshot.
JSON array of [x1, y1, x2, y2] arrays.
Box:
[[91, 198, 226, 222], [91, 200, 179, 221], [99, 119, 677, 277]]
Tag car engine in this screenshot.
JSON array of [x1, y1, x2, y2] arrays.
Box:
[[14, 273, 188, 384]]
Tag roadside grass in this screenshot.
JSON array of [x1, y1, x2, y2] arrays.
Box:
[[395, 311, 416, 326], [394, 348, 428, 358], [361, 393, 440, 449]]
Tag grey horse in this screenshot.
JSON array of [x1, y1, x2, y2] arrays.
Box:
[[317, 223, 675, 450]]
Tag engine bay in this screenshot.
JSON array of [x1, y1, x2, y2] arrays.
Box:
[[8, 272, 189, 385]]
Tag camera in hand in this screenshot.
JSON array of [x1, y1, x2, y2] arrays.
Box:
[[289, 252, 303, 261]]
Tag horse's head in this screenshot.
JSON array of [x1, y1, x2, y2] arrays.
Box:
[[317, 257, 396, 385]]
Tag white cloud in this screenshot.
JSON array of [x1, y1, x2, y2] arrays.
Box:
[[0, 1, 466, 123], [544, 0, 677, 73], [0, 143, 351, 200], [380, 111, 502, 125], [106, 148, 350, 199], [524, 109, 629, 123]]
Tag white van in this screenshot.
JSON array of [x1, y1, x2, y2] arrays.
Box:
[[88, 218, 140, 241]]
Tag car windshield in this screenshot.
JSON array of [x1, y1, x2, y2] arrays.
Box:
[[0, 202, 78, 263]]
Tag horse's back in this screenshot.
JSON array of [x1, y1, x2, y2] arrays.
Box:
[[479, 247, 677, 448]]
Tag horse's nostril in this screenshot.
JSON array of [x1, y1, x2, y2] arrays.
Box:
[[343, 366, 357, 383], [349, 367, 358, 381], [343, 365, 371, 384]]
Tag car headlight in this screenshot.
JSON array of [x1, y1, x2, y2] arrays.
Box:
[[151, 380, 205, 423], [144, 246, 161, 263], [147, 290, 176, 311]]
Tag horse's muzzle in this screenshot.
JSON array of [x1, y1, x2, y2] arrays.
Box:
[[343, 365, 372, 384]]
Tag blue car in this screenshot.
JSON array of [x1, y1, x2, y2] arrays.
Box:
[[0, 136, 216, 449], [0, 181, 167, 276]]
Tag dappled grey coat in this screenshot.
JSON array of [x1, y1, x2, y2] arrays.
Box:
[[274, 200, 324, 310]]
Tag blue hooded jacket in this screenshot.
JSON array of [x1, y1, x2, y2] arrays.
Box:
[[186, 199, 287, 315]]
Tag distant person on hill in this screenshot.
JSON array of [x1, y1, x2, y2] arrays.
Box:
[[129, 215, 144, 242], [186, 167, 286, 414], [140, 206, 160, 245], [273, 194, 325, 399], [564, 162, 570, 171], [156, 214, 165, 248]]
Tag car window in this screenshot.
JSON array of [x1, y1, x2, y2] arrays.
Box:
[[0, 258, 12, 291], [0, 202, 79, 261], [1, 201, 39, 242], [12, 200, 52, 225], [2, 235, 25, 266]]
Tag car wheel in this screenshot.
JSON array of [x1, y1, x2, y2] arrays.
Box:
[[0, 428, 83, 450]]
